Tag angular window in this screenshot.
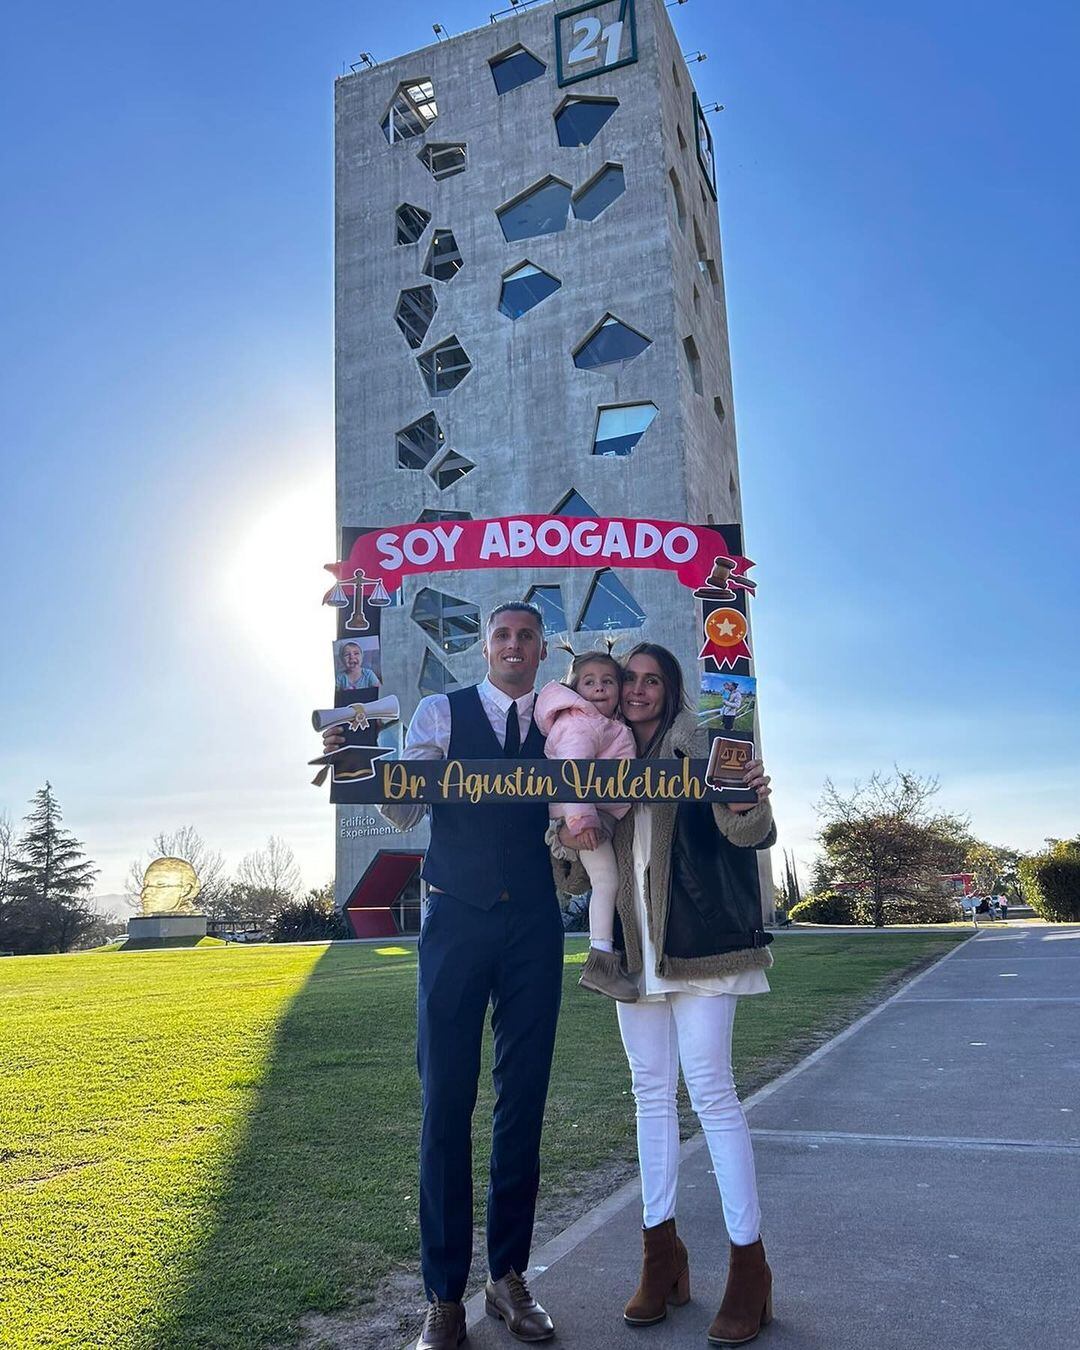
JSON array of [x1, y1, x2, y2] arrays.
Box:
[[693, 285, 702, 315], [418, 509, 473, 522], [553, 488, 601, 517], [419, 143, 467, 180], [525, 584, 568, 635], [593, 403, 658, 457], [490, 46, 547, 95], [576, 570, 647, 632], [669, 169, 687, 232], [714, 396, 726, 424], [395, 285, 437, 349], [729, 470, 738, 499], [677, 123, 688, 151], [412, 588, 481, 653], [694, 221, 721, 297], [396, 202, 431, 245], [423, 229, 463, 282], [431, 450, 476, 490], [396, 413, 445, 471], [497, 177, 572, 243], [419, 649, 459, 697], [555, 96, 618, 147], [418, 337, 472, 396], [684, 336, 703, 395], [381, 80, 438, 144], [573, 316, 652, 372], [499, 263, 561, 319], [572, 164, 625, 222]]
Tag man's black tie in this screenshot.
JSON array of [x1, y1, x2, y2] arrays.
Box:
[[504, 701, 521, 756]]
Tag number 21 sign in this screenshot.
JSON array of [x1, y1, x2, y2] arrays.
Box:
[[556, 0, 638, 87]]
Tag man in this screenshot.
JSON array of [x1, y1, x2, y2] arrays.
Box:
[[325, 602, 564, 1349]]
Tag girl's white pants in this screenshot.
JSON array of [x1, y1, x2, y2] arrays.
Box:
[[616, 992, 761, 1244]]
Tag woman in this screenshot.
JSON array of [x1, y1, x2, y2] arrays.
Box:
[[556, 642, 775, 1346]]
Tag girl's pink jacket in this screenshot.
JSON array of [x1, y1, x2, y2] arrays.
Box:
[[534, 681, 638, 833]]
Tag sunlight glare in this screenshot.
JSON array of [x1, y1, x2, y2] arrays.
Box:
[[218, 471, 336, 690]]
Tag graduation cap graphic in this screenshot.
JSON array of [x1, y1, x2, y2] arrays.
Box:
[[308, 744, 395, 787]]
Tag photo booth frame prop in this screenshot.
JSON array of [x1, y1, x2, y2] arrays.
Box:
[[314, 515, 759, 806]]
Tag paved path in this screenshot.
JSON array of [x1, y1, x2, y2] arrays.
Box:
[[450, 923, 1080, 1350]]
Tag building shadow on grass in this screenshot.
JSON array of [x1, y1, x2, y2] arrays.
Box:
[[148, 941, 423, 1350]]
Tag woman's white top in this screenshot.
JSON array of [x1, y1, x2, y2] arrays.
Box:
[[631, 803, 771, 1002]]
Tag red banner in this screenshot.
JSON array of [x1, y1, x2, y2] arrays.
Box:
[[327, 516, 753, 594]]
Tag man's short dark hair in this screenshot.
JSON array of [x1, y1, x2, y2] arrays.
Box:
[[486, 601, 545, 635]]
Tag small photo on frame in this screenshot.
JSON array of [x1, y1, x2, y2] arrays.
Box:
[[334, 637, 382, 690], [698, 673, 756, 733]]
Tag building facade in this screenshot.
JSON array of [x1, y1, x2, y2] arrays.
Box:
[[333, 0, 764, 932]]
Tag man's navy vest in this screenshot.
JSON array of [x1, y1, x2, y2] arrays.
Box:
[[422, 685, 554, 909]]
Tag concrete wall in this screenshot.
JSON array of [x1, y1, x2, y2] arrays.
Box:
[[333, 0, 767, 911]]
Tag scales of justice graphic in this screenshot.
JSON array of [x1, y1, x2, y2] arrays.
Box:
[[323, 567, 393, 632]]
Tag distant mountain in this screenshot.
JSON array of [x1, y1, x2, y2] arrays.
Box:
[[93, 893, 129, 920]]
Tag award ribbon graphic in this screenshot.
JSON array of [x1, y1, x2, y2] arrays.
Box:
[[699, 607, 752, 670]]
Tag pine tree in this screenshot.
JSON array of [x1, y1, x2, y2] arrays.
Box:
[[7, 783, 99, 954]]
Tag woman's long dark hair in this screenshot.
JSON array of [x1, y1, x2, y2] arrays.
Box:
[[622, 642, 690, 758]]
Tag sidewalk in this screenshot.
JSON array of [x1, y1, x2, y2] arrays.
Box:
[[458, 921, 1080, 1350]]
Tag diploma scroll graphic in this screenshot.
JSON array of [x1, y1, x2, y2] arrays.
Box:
[[312, 696, 401, 732]]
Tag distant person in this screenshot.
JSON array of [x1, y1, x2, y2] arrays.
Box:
[[720, 680, 743, 730], [999, 894, 1009, 920], [335, 641, 379, 690]]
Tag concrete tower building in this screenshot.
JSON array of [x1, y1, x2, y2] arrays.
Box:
[[333, 0, 759, 931]]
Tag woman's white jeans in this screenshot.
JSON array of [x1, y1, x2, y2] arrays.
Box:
[[617, 992, 761, 1245]]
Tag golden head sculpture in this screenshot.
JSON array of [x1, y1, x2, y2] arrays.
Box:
[[140, 856, 202, 917]]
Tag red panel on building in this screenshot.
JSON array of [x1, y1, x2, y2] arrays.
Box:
[[344, 850, 423, 939]]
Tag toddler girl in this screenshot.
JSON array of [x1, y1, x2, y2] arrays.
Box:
[[535, 651, 638, 1001]]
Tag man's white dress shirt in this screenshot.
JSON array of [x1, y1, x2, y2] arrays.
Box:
[[379, 678, 537, 833]]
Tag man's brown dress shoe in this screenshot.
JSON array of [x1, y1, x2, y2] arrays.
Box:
[[484, 1270, 554, 1341], [416, 1299, 466, 1350]]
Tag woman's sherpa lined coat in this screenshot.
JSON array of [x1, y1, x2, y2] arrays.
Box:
[[534, 681, 637, 835], [551, 710, 776, 980]]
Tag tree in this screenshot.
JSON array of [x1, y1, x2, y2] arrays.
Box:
[[0, 813, 18, 952], [964, 841, 1024, 902], [816, 771, 969, 927], [5, 784, 99, 954], [777, 850, 802, 914], [230, 836, 301, 925], [125, 826, 232, 918], [1019, 838, 1080, 922]]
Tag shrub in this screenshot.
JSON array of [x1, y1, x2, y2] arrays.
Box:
[[1020, 844, 1080, 922], [788, 891, 856, 925], [854, 890, 956, 925], [269, 898, 350, 943]]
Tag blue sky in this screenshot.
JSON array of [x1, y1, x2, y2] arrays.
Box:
[[2, 0, 1077, 901]]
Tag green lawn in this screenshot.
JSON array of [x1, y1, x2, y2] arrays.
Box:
[[0, 931, 967, 1349]]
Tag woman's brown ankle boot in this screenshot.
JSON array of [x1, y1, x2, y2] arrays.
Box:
[[623, 1218, 691, 1326], [707, 1237, 773, 1345]]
